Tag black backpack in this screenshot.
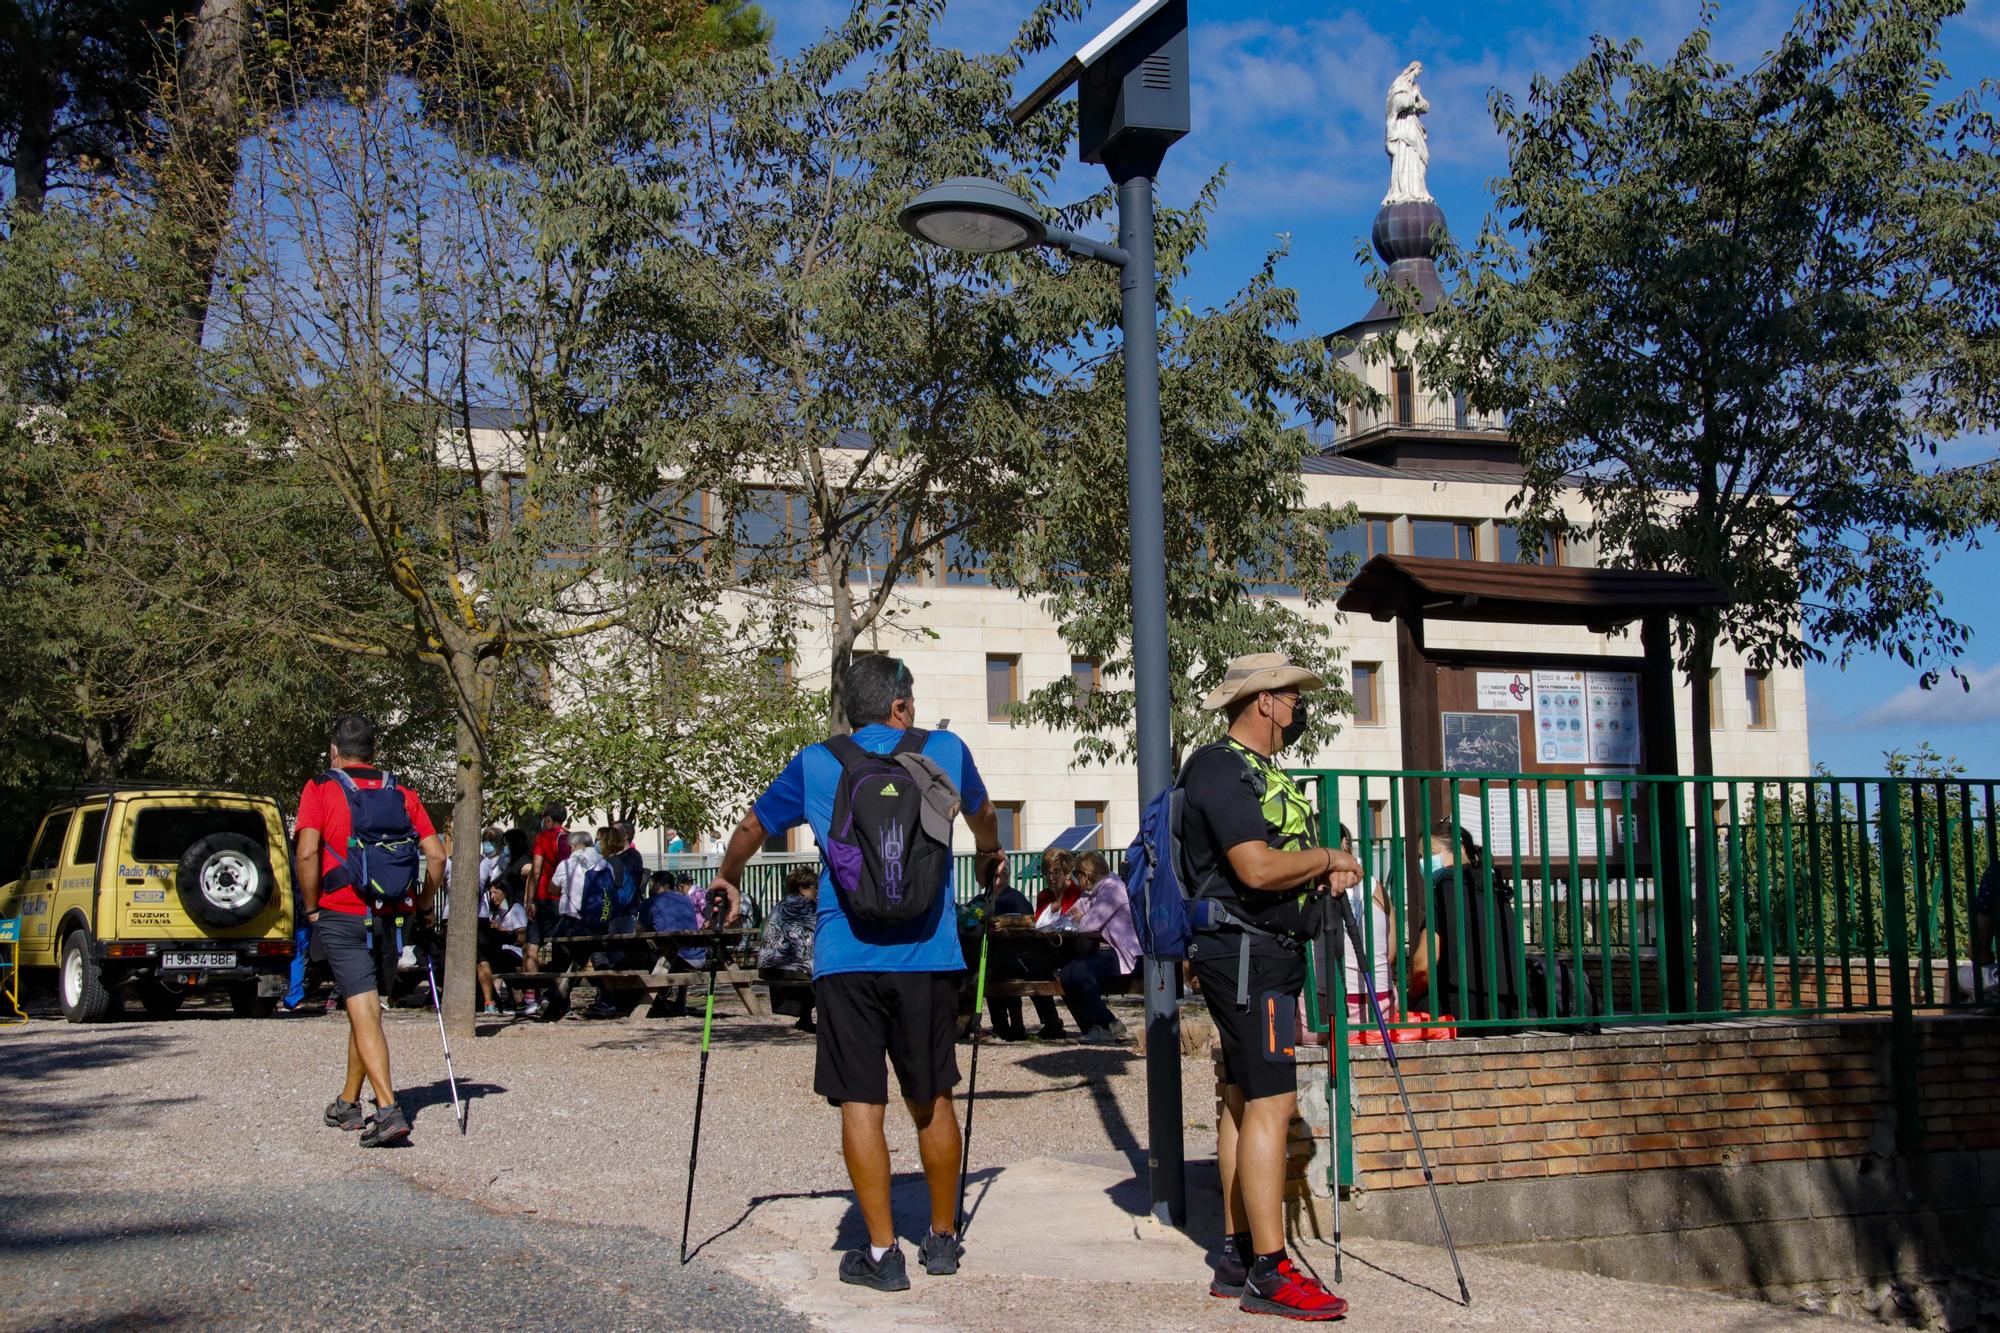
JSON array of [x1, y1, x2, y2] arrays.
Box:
[[823, 729, 957, 926]]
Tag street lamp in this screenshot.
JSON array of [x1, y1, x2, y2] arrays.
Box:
[[898, 0, 1191, 1228]]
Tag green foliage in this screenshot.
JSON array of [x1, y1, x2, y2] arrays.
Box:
[[628, 0, 1364, 750], [488, 628, 821, 838], [0, 0, 191, 209], [1412, 0, 2000, 693]]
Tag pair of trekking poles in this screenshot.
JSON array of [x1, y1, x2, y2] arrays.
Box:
[[678, 874, 997, 1264]]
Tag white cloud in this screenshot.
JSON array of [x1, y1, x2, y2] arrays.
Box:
[[1858, 662, 2000, 728]]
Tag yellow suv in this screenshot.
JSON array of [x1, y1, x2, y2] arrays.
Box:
[[0, 785, 296, 1022]]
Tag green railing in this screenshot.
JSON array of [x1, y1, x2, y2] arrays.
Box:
[[651, 850, 1060, 920], [1290, 768, 1998, 1174]]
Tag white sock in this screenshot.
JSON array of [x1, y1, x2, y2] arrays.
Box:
[[870, 1244, 892, 1262]]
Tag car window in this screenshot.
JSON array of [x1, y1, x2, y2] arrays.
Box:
[[27, 811, 74, 873], [71, 809, 107, 866], [129, 808, 270, 863]]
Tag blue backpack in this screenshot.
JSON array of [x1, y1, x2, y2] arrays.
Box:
[[1120, 743, 1282, 1008], [577, 859, 616, 927], [607, 855, 645, 920], [323, 768, 421, 910]]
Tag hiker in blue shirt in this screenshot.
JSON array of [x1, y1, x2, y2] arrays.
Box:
[[713, 655, 1004, 1294]]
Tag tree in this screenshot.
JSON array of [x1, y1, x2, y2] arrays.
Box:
[[1416, 0, 2000, 789], [206, 1, 752, 1037], [1001, 229, 1363, 765], [634, 0, 1363, 748], [0, 0, 190, 212], [488, 627, 822, 842]]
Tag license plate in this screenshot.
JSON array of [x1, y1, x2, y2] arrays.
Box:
[[161, 952, 236, 969]]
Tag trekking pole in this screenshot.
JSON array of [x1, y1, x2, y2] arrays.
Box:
[[421, 941, 466, 1135], [1336, 892, 1470, 1305], [1315, 918, 1344, 1285], [955, 888, 994, 1238], [679, 891, 728, 1264]]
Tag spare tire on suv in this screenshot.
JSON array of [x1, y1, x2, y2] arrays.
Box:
[[176, 833, 277, 928]]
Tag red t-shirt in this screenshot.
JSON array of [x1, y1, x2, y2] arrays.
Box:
[[296, 767, 437, 916], [533, 825, 569, 901]]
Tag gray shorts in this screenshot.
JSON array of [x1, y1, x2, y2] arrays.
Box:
[[310, 910, 379, 1000]]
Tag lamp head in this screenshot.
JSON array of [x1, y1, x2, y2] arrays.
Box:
[[897, 176, 1048, 254]]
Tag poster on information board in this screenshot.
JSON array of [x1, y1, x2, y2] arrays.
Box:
[[1532, 669, 1588, 764], [1585, 671, 1642, 766], [1442, 711, 1522, 773], [1475, 671, 1533, 710]]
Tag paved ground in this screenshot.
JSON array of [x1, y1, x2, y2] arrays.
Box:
[[0, 994, 1842, 1331]]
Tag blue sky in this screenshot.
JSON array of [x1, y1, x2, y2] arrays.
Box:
[[762, 0, 2000, 776]]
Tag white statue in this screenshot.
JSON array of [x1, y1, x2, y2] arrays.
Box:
[[1383, 61, 1432, 205]]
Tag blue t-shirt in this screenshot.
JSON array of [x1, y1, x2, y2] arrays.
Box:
[[752, 724, 987, 978]]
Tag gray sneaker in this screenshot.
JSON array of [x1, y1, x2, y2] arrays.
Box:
[[323, 1096, 365, 1131], [919, 1229, 964, 1276], [838, 1245, 910, 1291], [1080, 1020, 1131, 1046], [359, 1103, 410, 1147]]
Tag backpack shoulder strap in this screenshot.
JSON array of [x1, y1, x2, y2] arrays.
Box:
[[891, 727, 928, 756], [324, 767, 359, 793], [824, 735, 868, 769], [378, 771, 396, 792]]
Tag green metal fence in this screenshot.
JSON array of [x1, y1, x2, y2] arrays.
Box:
[[654, 849, 1059, 920], [1292, 768, 1997, 1174]]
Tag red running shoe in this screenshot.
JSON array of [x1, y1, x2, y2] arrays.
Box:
[[1239, 1257, 1349, 1320]]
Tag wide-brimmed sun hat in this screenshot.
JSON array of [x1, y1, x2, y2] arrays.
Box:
[[1200, 652, 1329, 712]]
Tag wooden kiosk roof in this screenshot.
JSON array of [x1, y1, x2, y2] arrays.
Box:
[[1336, 555, 1732, 627]]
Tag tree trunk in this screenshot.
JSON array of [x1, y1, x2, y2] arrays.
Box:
[[1687, 616, 1720, 1011], [12, 62, 53, 214], [157, 0, 248, 343], [827, 568, 856, 734], [442, 652, 492, 1040]]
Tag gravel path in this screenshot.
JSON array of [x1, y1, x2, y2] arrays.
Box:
[[0, 995, 1840, 1331]]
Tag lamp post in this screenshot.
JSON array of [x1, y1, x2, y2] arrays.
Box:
[[897, 0, 1190, 1228]]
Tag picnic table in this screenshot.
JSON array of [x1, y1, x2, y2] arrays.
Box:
[[957, 924, 1125, 1003], [496, 927, 769, 1019]]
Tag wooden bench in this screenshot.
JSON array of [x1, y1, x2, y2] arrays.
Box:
[[494, 965, 770, 1017], [987, 974, 1138, 1001]]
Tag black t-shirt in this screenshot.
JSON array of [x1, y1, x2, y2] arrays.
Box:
[[1179, 740, 1323, 949]]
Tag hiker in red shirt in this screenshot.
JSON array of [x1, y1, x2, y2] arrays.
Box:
[[521, 803, 569, 989], [294, 714, 444, 1147]]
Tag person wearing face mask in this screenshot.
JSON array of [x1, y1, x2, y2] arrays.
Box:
[[1180, 653, 1362, 1321]]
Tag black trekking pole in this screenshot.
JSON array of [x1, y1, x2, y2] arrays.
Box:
[[1336, 892, 1470, 1305], [954, 872, 998, 1238], [679, 887, 730, 1264]]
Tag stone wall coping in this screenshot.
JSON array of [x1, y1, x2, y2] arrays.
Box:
[[1293, 1012, 1996, 1066]]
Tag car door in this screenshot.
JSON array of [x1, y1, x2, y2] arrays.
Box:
[[15, 809, 75, 965]]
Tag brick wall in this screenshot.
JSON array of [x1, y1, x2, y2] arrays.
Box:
[[1254, 1015, 2000, 1201]]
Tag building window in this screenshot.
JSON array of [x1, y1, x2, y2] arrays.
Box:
[[1745, 670, 1773, 730], [1351, 662, 1382, 725], [763, 826, 789, 854], [1355, 800, 1388, 846], [1410, 519, 1477, 561], [1495, 522, 1561, 566], [1071, 657, 1101, 695], [1392, 366, 1415, 424], [1072, 802, 1106, 850], [993, 801, 1024, 850], [1327, 515, 1392, 579], [732, 487, 805, 579], [1453, 390, 1469, 429], [1703, 669, 1721, 730], [986, 654, 1020, 722]]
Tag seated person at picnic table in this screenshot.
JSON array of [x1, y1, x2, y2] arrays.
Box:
[[760, 866, 819, 1032], [648, 870, 699, 933], [477, 882, 527, 1016], [983, 866, 1068, 1043], [688, 873, 745, 929], [1957, 859, 2000, 1002], [1057, 851, 1140, 1044], [1034, 848, 1081, 920]]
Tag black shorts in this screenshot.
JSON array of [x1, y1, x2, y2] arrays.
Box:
[[813, 971, 962, 1107], [527, 899, 557, 945], [310, 910, 379, 1001], [1190, 933, 1306, 1102]]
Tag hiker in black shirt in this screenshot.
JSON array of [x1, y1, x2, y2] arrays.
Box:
[[1183, 653, 1361, 1321]]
